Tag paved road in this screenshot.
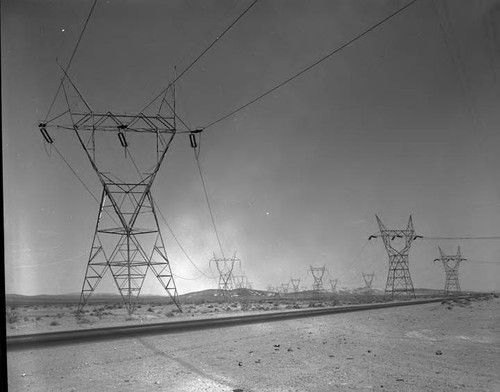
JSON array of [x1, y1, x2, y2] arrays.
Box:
[[6, 296, 469, 351]]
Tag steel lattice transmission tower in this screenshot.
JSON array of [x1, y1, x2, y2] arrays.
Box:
[[309, 265, 327, 294], [434, 247, 466, 295], [210, 253, 240, 296], [40, 73, 183, 315], [329, 279, 338, 292], [281, 283, 290, 294], [362, 273, 375, 289], [290, 278, 301, 293], [369, 215, 421, 300]]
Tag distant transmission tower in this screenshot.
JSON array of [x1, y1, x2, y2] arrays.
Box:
[[210, 253, 240, 296], [369, 215, 421, 300], [40, 71, 183, 315], [290, 278, 301, 293], [308, 265, 327, 295], [362, 273, 375, 289], [434, 247, 466, 295], [329, 279, 338, 292]]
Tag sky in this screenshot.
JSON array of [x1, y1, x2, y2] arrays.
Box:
[[3, 0, 500, 296]]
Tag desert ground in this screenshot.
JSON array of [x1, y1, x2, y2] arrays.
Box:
[[6, 293, 500, 391]]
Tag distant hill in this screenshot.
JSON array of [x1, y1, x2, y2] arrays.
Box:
[[5, 288, 271, 306]]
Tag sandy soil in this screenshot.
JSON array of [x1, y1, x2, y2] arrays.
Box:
[[5, 299, 323, 336], [7, 295, 500, 392]]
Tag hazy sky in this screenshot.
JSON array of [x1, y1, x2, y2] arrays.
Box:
[[3, 0, 500, 296]]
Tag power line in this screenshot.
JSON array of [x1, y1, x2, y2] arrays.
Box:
[[203, 0, 420, 130], [44, 0, 98, 122], [137, 0, 259, 115], [51, 143, 121, 228], [126, 149, 216, 280], [465, 260, 500, 265], [154, 199, 217, 280], [193, 147, 226, 259], [422, 236, 500, 240]]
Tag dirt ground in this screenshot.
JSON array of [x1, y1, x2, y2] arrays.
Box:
[[5, 299, 327, 336], [7, 295, 500, 392]]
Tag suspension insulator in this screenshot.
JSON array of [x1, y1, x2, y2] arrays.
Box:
[[189, 133, 197, 148], [118, 131, 128, 148], [39, 127, 54, 144]]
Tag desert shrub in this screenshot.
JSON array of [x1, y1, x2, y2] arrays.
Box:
[[23, 316, 30, 322], [36, 316, 42, 321], [50, 320, 60, 326], [147, 307, 154, 312], [6, 310, 19, 324], [76, 318, 92, 325], [165, 311, 174, 317], [240, 302, 250, 311]]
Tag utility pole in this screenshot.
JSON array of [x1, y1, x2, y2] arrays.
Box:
[[210, 253, 240, 297], [308, 265, 327, 298], [329, 279, 338, 292], [40, 73, 183, 316], [369, 215, 421, 300], [362, 273, 375, 289], [434, 247, 466, 295], [290, 278, 301, 293]]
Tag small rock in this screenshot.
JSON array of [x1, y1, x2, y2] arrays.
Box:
[[154, 381, 160, 385], [254, 359, 261, 363], [328, 355, 334, 358], [21, 373, 26, 377], [367, 350, 371, 353], [436, 350, 443, 355], [125, 380, 130, 382], [238, 362, 243, 366], [233, 389, 244, 392], [273, 344, 280, 347], [396, 378, 404, 382], [346, 357, 354, 360], [287, 348, 293, 352]]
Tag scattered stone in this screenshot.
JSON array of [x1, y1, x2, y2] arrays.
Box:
[[125, 379, 130, 382], [328, 355, 334, 358], [238, 362, 243, 366], [287, 348, 293, 352], [367, 350, 371, 353], [154, 381, 160, 385], [273, 344, 280, 347], [346, 357, 354, 360], [436, 350, 443, 355], [255, 359, 261, 364], [396, 378, 404, 382], [233, 389, 244, 392], [21, 373, 26, 377]]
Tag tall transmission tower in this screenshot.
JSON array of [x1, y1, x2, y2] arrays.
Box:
[[281, 283, 290, 294], [434, 247, 466, 295], [290, 278, 301, 293], [362, 273, 375, 289], [40, 72, 183, 315], [210, 253, 240, 296], [308, 265, 327, 294], [369, 215, 421, 300], [329, 279, 338, 292]]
